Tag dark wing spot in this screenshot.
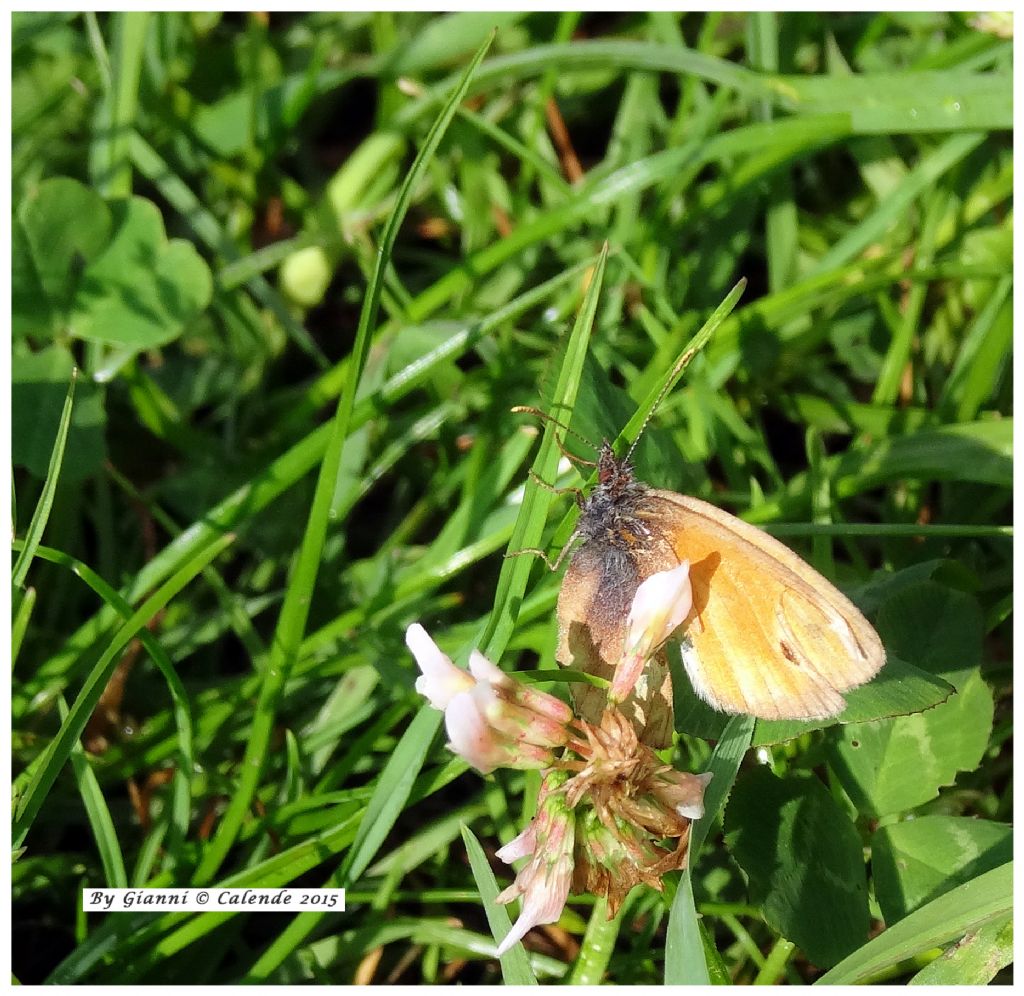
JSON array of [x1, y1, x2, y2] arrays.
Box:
[[779, 640, 801, 666]]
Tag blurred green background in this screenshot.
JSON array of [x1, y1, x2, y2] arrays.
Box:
[[11, 11, 1012, 985]]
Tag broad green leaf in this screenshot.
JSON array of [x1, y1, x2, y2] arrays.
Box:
[[746, 421, 1014, 525], [15, 176, 211, 348], [751, 656, 953, 745], [11, 344, 106, 481], [826, 669, 993, 818], [15, 176, 112, 334], [875, 580, 983, 689], [70, 197, 212, 347], [848, 560, 952, 616], [12, 218, 57, 339], [833, 419, 1012, 493], [816, 862, 1012, 985], [871, 815, 1012, 924], [725, 767, 869, 968]]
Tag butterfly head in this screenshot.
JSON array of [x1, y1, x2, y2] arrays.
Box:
[[577, 441, 651, 545]]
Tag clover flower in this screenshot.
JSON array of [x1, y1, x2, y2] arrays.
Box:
[[405, 616, 710, 951]]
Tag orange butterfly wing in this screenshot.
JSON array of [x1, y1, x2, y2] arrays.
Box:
[[641, 492, 886, 721]]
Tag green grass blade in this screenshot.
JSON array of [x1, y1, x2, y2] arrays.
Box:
[[665, 871, 710, 984], [754, 937, 797, 985], [57, 695, 128, 888], [102, 756, 476, 979], [618, 277, 747, 450], [690, 715, 756, 859], [12, 368, 76, 590], [192, 30, 494, 887], [413, 39, 775, 109], [20, 542, 195, 859], [773, 69, 1011, 133], [95, 12, 148, 197], [12, 531, 234, 848], [666, 714, 754, 984], [462, 824, 539, 984], [939, 274, 1012, 420], [815, 862, 1012, 985], [908, 914, 1011, 985], [809, 131, 985, 279], [242, 705, 442, 981], [23, 259, 582, 719], [12, 586, 36, 667], [407, 118, 844, 323], [480, 242, 608, 660], [339, 706, 443, 885]]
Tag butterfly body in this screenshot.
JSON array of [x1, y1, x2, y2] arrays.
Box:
[[556, 442, 886, 747]]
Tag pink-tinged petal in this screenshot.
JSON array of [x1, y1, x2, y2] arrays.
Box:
[[494, 879, 524, 906], [495, 817, 575, 956], [496, 821, 538, 864], [651, 770, 712, 820], [608, 650, 647, 705], [468, 651, 573, 725], [618, 565, 692, 663], [468, 649, 509, 687], [511, 741, 562, 769], [495, 861, 572, 955], [508, 683, 575, 724], [444, 692, 509, 774], [469, 684, 571, 750], [406, 624, 473, 709]]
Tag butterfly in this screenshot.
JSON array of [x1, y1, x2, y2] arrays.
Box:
[[552, 439, 886, 748]]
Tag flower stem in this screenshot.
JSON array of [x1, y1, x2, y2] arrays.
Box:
[[569, 895, 624, 985]]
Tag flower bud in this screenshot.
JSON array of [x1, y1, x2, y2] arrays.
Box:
[[610, 562, 692, 703], [470, 682, 572, 751], [406, 624, 473, 709], [649, 770, 712, 820]]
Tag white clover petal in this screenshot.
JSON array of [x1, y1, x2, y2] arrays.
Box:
[[495, 822, 538, 864], [495, 825, 574, 955], [444, 692, 506, 774], [406, 623, 473, 709], [468, 649, 508, 686], [625, 561, 692, 658]]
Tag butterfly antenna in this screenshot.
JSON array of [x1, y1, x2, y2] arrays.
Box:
[[623, 339, 703, 463], [511, 405, 599, 466]]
